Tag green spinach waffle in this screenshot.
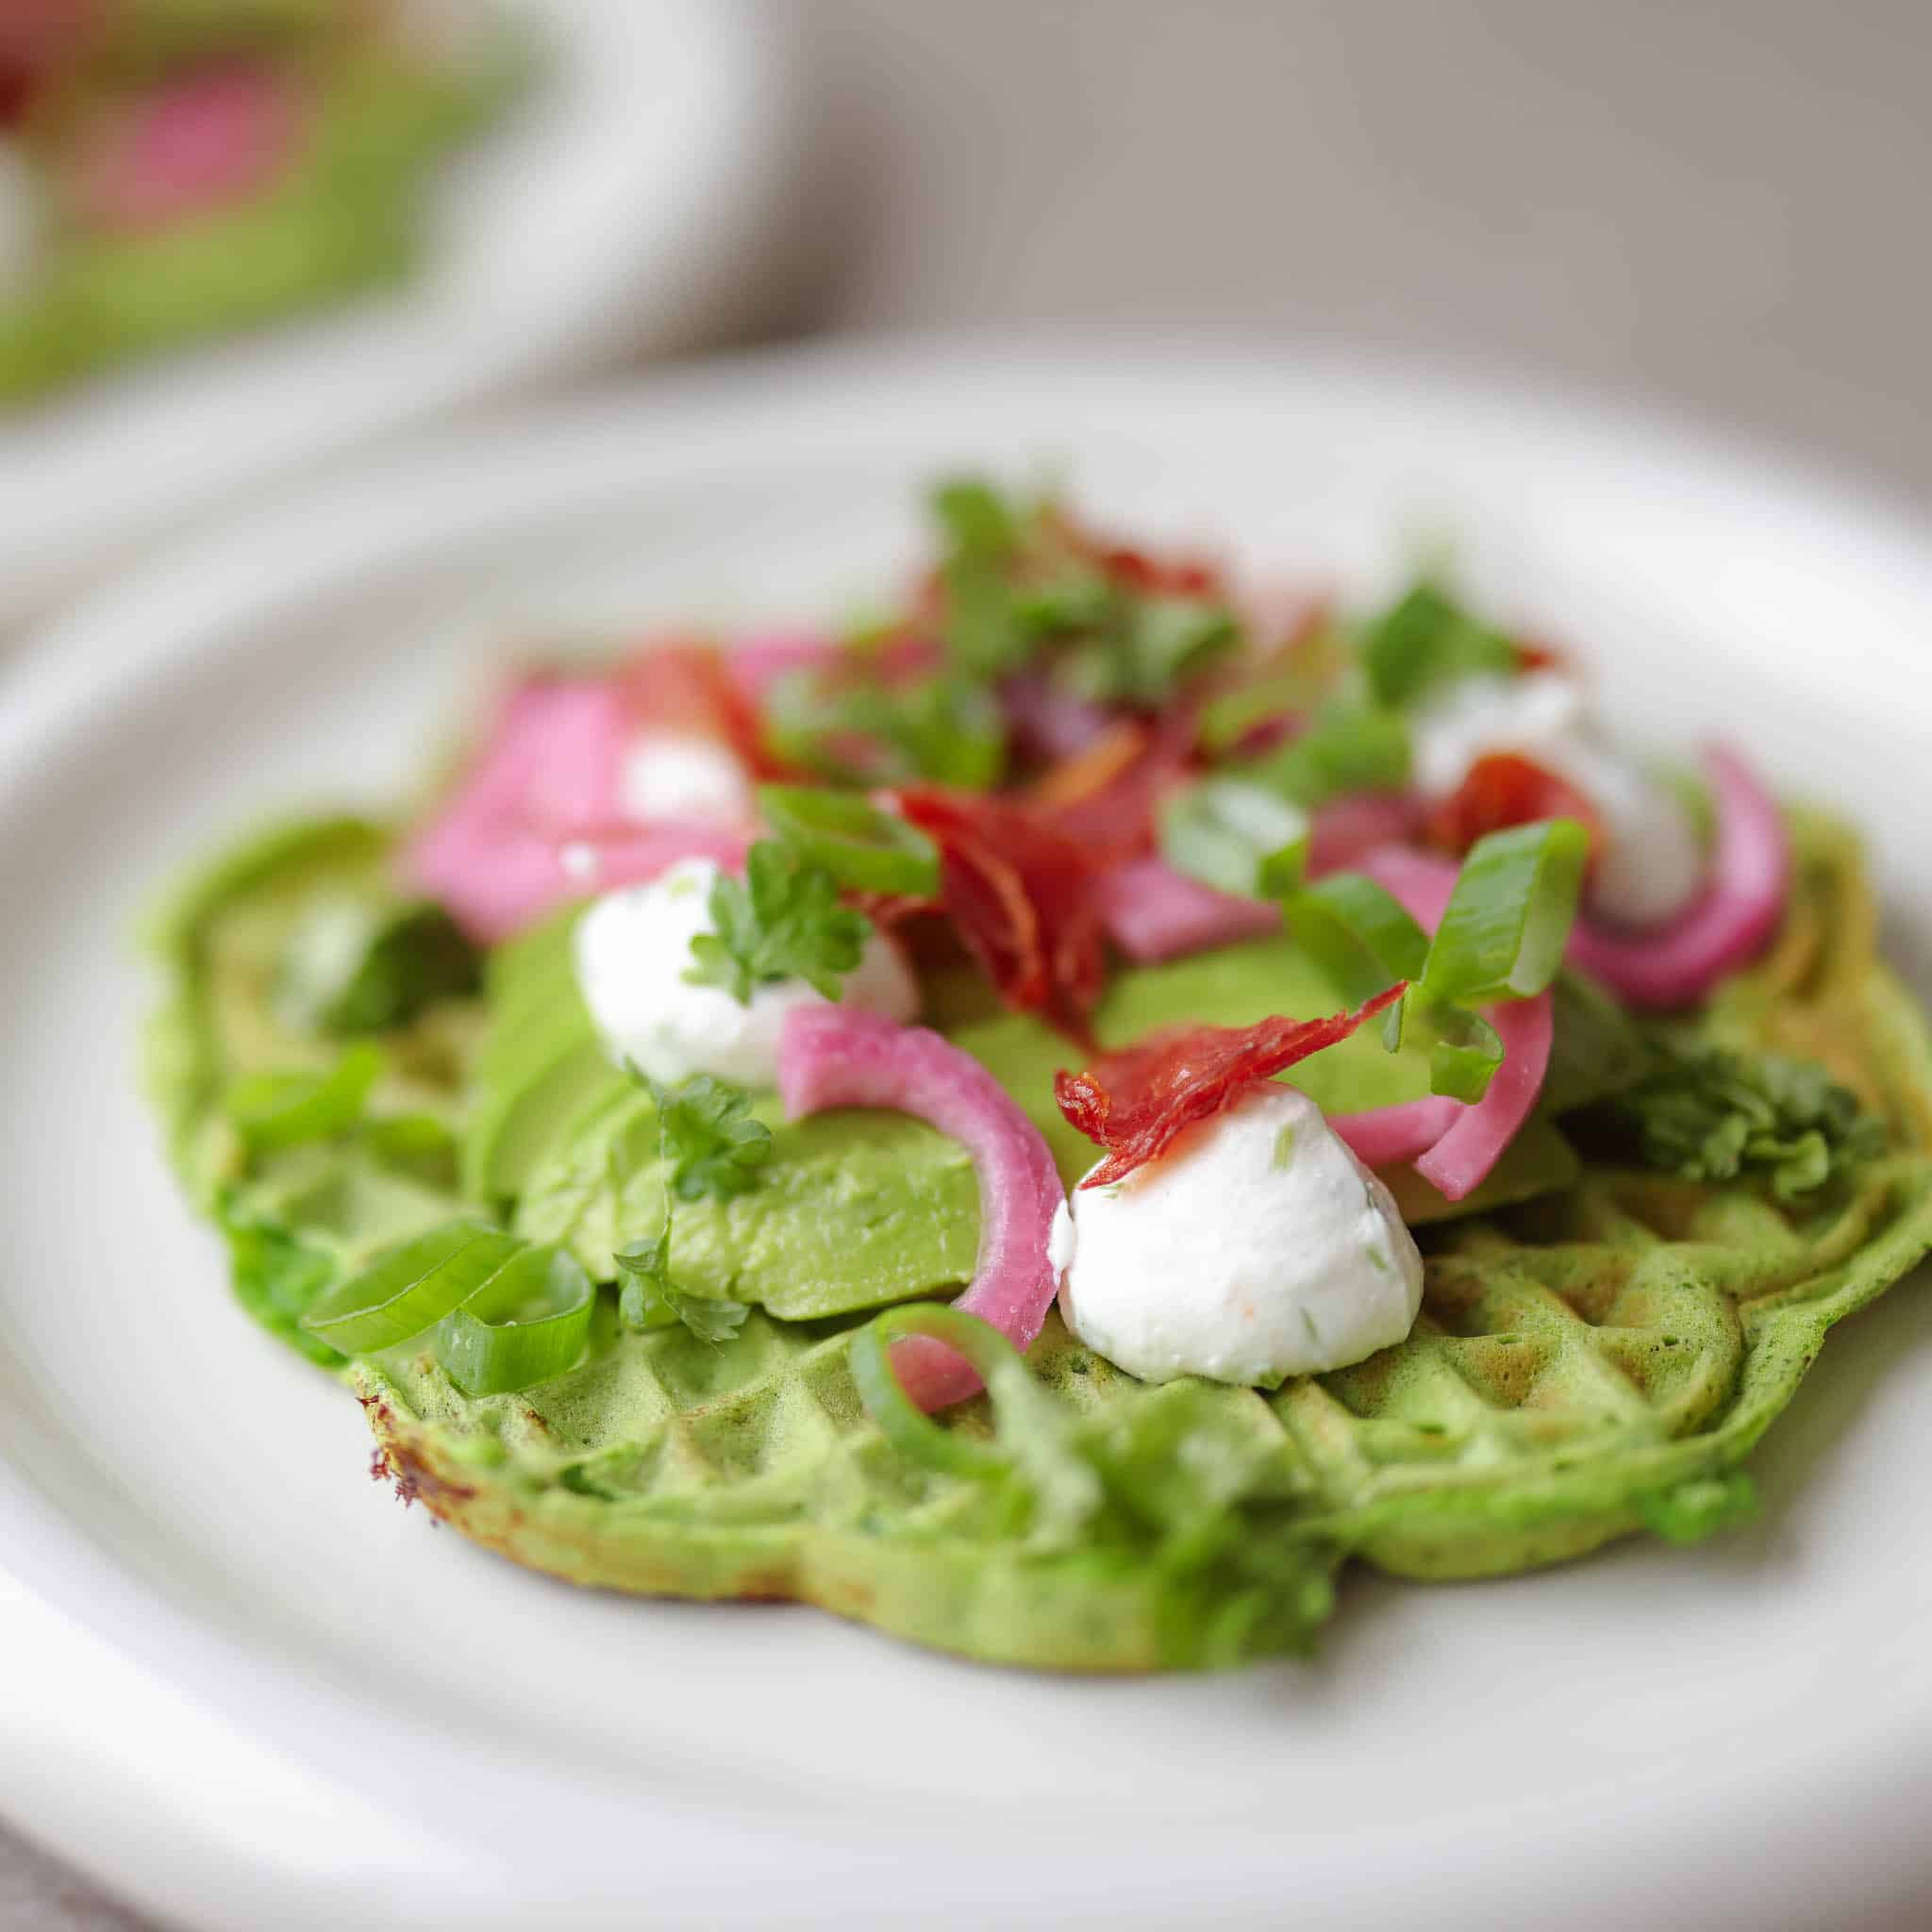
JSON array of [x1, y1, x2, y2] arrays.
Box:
[[148, 806, 1932, 1672]]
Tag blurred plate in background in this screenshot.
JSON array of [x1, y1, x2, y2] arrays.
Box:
[[0, 0, 799, 627]]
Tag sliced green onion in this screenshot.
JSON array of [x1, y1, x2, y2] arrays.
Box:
[[1159, 777, 1309, 900], [757, 785, 941, 897], [434, 1244, 594, 1396], [1197, 670, 1323, 753], [225, 1041, 382, 1151], [1287, 874, 1429, 1005], [1247, 700, 1410, 808], [1422, 818, 1589, 1003], [850, 1306, 1019, 1480], [275, 896, 480, 1038], [298, 1220, 514, 1354], [850, 1305, 1103, 1537], [1415, 994, 1505, 1102], [1360, 580, 1518, 709]]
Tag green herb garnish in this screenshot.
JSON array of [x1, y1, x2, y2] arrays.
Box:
[[1287, 820, 1587, 1101], [1360, 579, 1520, 709], [758, 784, 941, 898], [1159, 776, 1309, 901], [1424, 818, 1589, 1004], [276, 895, 480, 1037], [613, 1227, 749, 1344], [611, 1083, 757, 1343], [631, 1070, 774, 1201], [927, 475, 1241, 705], [433, 1243, 594, 1396], [225, 1041, 383, 1151], [1592, 1042, 1886, 1200], [1245, 700, 1411, 808], [684, 842, 872, 1005]]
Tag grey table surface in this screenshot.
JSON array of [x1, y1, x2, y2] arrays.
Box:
[[8, 1, 1931, 1925]]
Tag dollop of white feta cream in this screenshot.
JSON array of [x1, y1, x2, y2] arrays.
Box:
[[1408, 671, 1706, 929], [574, 857, 919, 1088], [618, 733, 752, 826], [1051, 1084, 1424, 1386]]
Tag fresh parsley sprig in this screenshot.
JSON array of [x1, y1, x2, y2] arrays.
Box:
[[928, 475, 1241, 706], [683, 842, 872, 1005], [630, 1068, 774, 1201], [612, 1071, 768, 1343], [1591, 1041, 1886, 1200], [613, 1228, 749, 1344]]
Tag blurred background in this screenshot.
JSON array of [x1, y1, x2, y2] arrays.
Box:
[[4, 0, 1927, 1923]]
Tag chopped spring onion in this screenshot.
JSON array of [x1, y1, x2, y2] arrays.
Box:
[[299, 1220, 514, 1355], [433, 1243, 593, 1396], [1414, 995, 1505, 1103], [1360, 580, 1519, 708], [1158, 777, 1309, 900], [1246, 700, 1411, 808], [1422, 818, 1589, 1004], [1287, 874, 1428, 1006], [225, 1041, 382, 1151], [850, 1304, 1101, 1535], [850, 1305, 1018, 1480], [757, 784, 941, 898]]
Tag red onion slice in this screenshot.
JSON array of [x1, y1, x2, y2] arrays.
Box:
[[777, 1008, 1065, 1411], [1563, 744, 1788, 1009], [72, 62, 303, 231], [1307, 791, 1424, 878], [1330, 1095, 1462, 1169], [1094, 858, 1280, 964], [403, 676, 747, 941]]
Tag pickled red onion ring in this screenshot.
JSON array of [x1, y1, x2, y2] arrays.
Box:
[[1563, 744, 1787, 1008], [1094, 858, 1280, 964], [777, 1007, 1065, 1411]]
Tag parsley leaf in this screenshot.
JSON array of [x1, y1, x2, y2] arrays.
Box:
[[683, 842, 872, 1005], [767, 665, 1006, 790], [1359, 579, 1520, 709], [630, 1069, 774, 1201], [611, 1092, 754, 1344], [1590, 1041, 1886, 1200], [613, 1232, 749, 1344]]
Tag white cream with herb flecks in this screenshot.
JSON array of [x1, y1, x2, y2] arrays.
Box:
[[574, 857, 919, 1089], [1049, 1083, 1424, 1386]]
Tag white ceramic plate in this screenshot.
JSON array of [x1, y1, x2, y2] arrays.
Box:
[[5, 341, 1932, 1932], [0, 0, 797, 627]]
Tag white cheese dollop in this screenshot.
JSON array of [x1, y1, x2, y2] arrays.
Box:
[[1408, 670, 1706, 930], [1408, 671, 1589, 798], [574, 857, 919, 1089], [1051, 1084, 1424, 1386], [618, 733, 753, 826]]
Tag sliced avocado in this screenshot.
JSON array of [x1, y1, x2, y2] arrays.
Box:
[[514, 1088, 981, 1321]]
